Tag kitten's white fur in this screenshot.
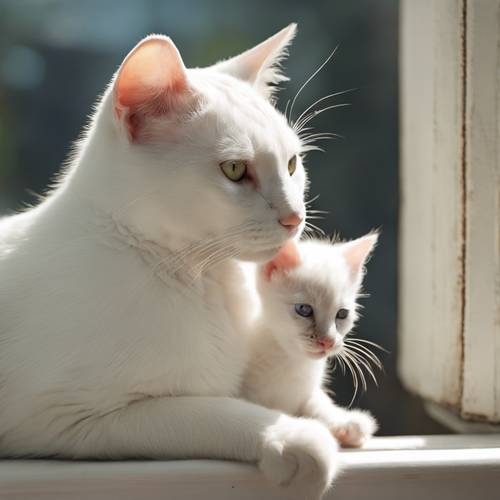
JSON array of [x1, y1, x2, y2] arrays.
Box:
[[242, 236, 378, 447], [0, 25, 338, 498]]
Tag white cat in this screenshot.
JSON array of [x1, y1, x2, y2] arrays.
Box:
[[242, 235, 378, 448], [0, 25, 339, 499]]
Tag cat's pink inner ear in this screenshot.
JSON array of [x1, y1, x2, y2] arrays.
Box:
[[342, 234, 378, 278], [114, 36, 188, 140], [263, 240, 301, 280]]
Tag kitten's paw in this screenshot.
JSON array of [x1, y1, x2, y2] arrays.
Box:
[[330, 410, 377, 448], [259, 415, 339, 500]]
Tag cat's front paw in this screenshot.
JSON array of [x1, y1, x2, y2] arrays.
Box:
[[330, 410, 377, 448], [259, 415, 339, 500]]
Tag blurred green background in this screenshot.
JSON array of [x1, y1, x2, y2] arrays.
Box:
[[0, 0, 447, 435]]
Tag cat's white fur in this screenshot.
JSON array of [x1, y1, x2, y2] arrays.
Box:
[[0, 25, 338, 498], [242, 236, 378, 447]]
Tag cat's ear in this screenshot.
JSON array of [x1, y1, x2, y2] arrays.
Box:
[[215, 24, 297, 101], [113, 35, 192, 141], [341, 232, 378, 282], [263, 240, 301, 280]]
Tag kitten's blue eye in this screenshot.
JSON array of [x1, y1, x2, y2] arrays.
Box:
[[336, 308, 349, 320], [295, 303, 314, 318]]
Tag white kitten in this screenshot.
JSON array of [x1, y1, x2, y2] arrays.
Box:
[[242, 235, 379, 447], [0, 25, 338, 498]]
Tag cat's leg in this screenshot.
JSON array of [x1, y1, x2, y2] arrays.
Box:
[[301, 389, 377, 448], [53, 396, 339, 499]]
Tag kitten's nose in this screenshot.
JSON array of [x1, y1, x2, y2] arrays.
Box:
[[316, 337, 335, 350], [279, 212, 303, 231]]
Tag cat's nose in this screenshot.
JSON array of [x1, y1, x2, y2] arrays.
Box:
[[279, 212, 303, 231], [316, 337, 335, 350]]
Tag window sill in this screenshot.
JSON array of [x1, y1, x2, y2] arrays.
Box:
[[1, 435, 500, 500]]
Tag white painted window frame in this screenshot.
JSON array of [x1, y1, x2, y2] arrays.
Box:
[[399, 0, 500, 424]]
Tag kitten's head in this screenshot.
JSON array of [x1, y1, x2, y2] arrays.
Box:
[[99, 25, 307, 262], [257, 233, 378, 359]]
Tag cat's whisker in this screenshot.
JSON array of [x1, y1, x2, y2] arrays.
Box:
[[159, 224, 251, 275], [305, 194, 321, 206], [300, 136, 341, 148], [301, 145, 325, 153], [294, 103, 351, 134], [301, 138, 337, 148], [288, 46, 339, 126], [173, 234, 238, 274], [191, 245, 240, 278], [294, 88, 356, 130], [283, 98, 291, 122], [304, 221, 325, 236], [306, 209, 329, 215], [299, 131, 343, 142]]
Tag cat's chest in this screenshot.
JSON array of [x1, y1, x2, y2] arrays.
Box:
[[122, 263, 247, 398]]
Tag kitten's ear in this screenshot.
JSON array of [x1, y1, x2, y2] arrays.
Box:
[[341, 232, 378, 281], [215, 24, 297, 101], [113, 35, 191, 141], [263, 240, 301, 280]]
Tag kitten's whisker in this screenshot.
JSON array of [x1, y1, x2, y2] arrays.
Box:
[[340, 353, 359, 408], [345, 339, 383, 363], [344, 348, 378, 386], [334, 354, 347, 375], [344, 341, 383, 369], [345, 337, 388, 353], [344, 350, 367, 392]]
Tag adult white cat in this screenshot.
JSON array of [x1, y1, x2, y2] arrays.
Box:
[[0, 25, 338, 498]]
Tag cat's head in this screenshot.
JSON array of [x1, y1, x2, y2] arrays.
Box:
[[257, 233, 378, 359], [97, 25, 307, 262]]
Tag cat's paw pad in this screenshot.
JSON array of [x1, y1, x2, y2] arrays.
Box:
[[259, 416, 340, 500], [331, 410, 377, 448]]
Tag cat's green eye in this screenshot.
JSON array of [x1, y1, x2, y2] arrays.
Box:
[[288, 155, 297, 176], [220, 160, 247, 182]]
